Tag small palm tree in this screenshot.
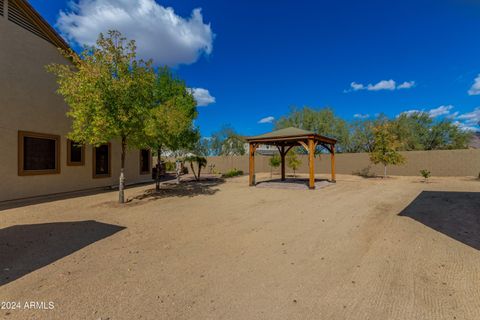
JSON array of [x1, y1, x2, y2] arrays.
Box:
[[185, 155, 207, 181]]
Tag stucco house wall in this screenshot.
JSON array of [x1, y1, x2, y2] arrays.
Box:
[[0, 3, 152, 202]]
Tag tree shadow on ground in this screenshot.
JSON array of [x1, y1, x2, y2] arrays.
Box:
[[0, 174, 177, 212], [0, 220, 125, 286], [399, 191, 480, 250], [130, 177, 225, 202]]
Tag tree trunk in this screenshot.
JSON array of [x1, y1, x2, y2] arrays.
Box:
[[198, 163, 202, 180], [175, 161, 181, 184], [190, 162, 198, 180], [155, 146, 161, 191], [119, 136, 127, 203], [384, 165, 387, 178]]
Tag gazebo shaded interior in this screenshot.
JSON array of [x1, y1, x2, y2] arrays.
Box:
[[246, 127, 337, 189]]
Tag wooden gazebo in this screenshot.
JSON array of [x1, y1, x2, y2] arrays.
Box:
[[246, 127, 337, 189]]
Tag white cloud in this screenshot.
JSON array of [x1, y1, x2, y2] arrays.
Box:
[[457, 107, 480, 126], [368, 79, 396, 91], [453, 121, 478, 132], [397, 81, 416, 89], [428, 105, 454, 118], [57, 0, 214, 66], [258, 116, 275, 124], [447, 111, 459, 119], [468, 74, 480, 95], [350, 82, 365, 91], [346, 79, 415, 92], [398, 106, 479, 131], [398, 109, 422, 117], [189, 88, 215, 106], [353, 113, 370, 119], [398, 105, 455, 118]]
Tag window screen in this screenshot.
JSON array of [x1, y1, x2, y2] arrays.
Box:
[[23, 136, 57, 171], [94, 144, 110, 176], [68, 140, 83, 164], [140, 149, 150, 173]]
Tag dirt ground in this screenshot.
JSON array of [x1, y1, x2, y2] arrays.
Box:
[[1, 174, 480, 320]]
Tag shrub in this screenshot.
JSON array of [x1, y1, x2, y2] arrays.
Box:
[[354, 166, 375, 178], [164, 161, 175, 172], [420, 169, 431, 182], [287, 151, 302, 178], [222, 168, 244, 178], [185, 156, 207, 181], [268, 154, 281, 178]]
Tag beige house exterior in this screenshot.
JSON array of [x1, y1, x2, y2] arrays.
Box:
[[0, 0, 152, 202]]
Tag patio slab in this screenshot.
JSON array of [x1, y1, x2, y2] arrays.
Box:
[[255, 178, 334, 190]]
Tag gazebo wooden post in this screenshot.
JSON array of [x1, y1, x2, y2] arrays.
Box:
[[308, 138, 315, 189], [330, 143, 336, 182], [249, 143, 256, 186], [246, 127, 337, 187]]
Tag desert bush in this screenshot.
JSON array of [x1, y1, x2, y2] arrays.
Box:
[[164, 161, 175, 172], [287, 151, 302, 178], [354, 166, 376, 178], [268, 154, 281, 178], [222, 168, 244, 178], [420, 169, 431, 182]]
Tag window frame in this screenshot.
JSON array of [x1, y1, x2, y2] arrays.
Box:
[[18, 130, 61, 176], [139, 149, 151, 175], [66, 139, 85, 166], [92, 143, 112, 179]]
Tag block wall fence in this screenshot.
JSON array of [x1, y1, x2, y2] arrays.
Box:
[[200, 149, 480, 177]]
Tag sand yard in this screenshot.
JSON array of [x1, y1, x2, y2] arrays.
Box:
[[1, 174, 480, 320]]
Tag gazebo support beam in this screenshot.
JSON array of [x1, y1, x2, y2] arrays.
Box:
[[308, 138, 315, 189], [249, 143, 257, 186], [246, 127, 337, 188], [330, 143, 336, 182]]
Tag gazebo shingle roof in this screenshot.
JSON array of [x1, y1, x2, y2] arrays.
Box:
[[246, 127, 336, 144]]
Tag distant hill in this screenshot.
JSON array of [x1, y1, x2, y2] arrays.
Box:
[[469, 132, 480, 149]]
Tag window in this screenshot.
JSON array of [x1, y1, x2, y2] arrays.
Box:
[[18, 131, 60, 176], [67, 140, 84, 166], [140, 149, 151, 174], [93, 143, 111, 178]]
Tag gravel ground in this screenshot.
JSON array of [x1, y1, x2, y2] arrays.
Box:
[[1, 174, 479, 320]]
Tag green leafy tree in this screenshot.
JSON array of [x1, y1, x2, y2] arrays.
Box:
[[47, 30, 155, 203], [268, 154, 281, 178], [392, 112, 472, 150], [210, 125, 246, 156], [347, 115, 389, 153], [275, 106, 350, 152], [275, 107, 472, 153], [185, 155, 207, 181], [286, 151, 302, 178], [139, 67, 198, 190], [370, 123, 406, 178], [192, 137, 211, 157]]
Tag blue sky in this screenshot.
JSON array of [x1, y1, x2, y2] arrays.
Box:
[[32, 0, 480, 136]]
